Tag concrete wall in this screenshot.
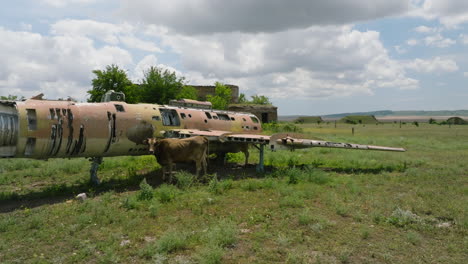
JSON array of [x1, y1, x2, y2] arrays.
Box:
[[228, 104, 278, 123]]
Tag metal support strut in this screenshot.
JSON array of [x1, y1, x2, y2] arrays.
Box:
[[256, 144, 265, 173], [89, 157, 103, 185]]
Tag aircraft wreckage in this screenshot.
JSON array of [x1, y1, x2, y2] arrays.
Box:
[[0, 91, 405, 184]]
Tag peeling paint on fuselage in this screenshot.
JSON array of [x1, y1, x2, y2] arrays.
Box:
[[0, 99, 262, 159]]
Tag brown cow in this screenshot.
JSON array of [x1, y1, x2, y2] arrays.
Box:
[[144, 136, 208, 181]]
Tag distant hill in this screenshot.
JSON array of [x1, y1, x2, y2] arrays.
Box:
[[279, 110, 468, 121], [339, 115, 378, 124], [324, 110, 468, 118]]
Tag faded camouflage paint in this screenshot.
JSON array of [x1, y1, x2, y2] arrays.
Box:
[[0, 99, 262, 159]]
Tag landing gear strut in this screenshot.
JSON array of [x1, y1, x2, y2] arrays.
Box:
[[255, 144, 265, 173], [89, 157, 103, 185]]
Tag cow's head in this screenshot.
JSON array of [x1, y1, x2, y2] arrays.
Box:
[[143, 138, 159, 154]]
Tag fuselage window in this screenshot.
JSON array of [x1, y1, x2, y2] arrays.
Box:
[[217, 114, 230, 121], [242, 118, 246, 122], [205, 112, 212, 119], [251, 116, 259, 123], [181, 113, 187, 119], [230, 117, 235, 121], [49, 108, 55, 120], [188, 114, 192, 118], [213, 115, 219, 120], [159, 108, 181, 126], [114, 104, 125, 112]]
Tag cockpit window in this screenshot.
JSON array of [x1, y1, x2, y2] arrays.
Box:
[[251, 116, 259, 123]]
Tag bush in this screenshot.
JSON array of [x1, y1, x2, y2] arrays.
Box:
[[387, 208, 422, 227], [197, 246, 224, 264], [137, 178, 154, 201], [156, 231, 189, 253], [204, 220, 238, 248], [175, 171, 196, 190], [155, 184, 179, 203]]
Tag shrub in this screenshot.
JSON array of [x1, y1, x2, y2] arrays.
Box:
[[387, 208, 422, 227], [137, 178, 154, 201], [175, 171, 196, 190], [197, 246, 224, 264], [204, 220, 238, 248], [155, 184, 179, 203], [279, 195, 304, 208], [156, 231, 189, 253]]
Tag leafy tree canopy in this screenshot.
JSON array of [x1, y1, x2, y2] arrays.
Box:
[[140, 66, 185, 104], [250, 95, 271, 105], [237, 93, 271, 105], [207, 82, 232, 110], [87, 64, 136, 103], [177, 85, 198, 100], [1, 95, 24, 101]]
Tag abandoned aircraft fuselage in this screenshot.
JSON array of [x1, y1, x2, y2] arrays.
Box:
[[0, 99, 262, 159]]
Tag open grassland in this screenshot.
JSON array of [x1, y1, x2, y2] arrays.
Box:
[[0, 123, 467, 263]]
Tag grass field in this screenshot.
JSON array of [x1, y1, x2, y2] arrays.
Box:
[[0, 122, 467, 263]]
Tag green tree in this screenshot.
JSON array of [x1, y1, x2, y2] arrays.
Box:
[[87, 64, 136, 103], [238, 93, 248, 104], [1, 95, 24, 101], [177, 85, 198, 100], [207, 82, 232, 110], [140, 66, 185, 104], [250, 94, 271, 105]]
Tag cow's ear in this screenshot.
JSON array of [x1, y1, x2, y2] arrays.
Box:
[[143, 139, 148, 145]]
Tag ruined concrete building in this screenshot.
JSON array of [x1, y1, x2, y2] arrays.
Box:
[[191, 84, 239, 103], [191, 84, 278, 123], [228, 104, 278, 123]]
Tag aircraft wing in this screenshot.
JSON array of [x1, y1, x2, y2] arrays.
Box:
[[162, 129, 405, 152]]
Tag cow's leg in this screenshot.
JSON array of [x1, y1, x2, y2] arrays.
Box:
[[195, 160, 201, 177], [244, 150, 249, 166], [168, 162, 174, 183], [202, 156, 207, 175]]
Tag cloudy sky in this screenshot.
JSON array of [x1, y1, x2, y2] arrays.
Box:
[[1, 0, 467, 115]]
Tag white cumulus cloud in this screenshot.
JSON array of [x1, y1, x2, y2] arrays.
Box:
[[405, 57, 458, 73], [120, 0, 409, 34]]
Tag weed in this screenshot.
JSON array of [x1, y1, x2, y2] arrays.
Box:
[[155, 184, 179, 203], [387, 208, 422, 227], [196, 245, 224, 264], [335, 204, 350, 217], [208, 174, 219, 194], [240, 178, 264, 191], [279, 194, 304, 208], [148, 203, 159, 218], [288, 172, 298, 184], [406, 231, 422, 245], [175, 171, 196, 190], [122, 196, 139, 210], [156, 231, 189, 253], [286, 251, 306, 264], [137, 178, 154, 201], [298, 210, 314, 225], [204, 220, 237, 248], [360, 228, 370, 240], [0, 216, 14, 232]]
